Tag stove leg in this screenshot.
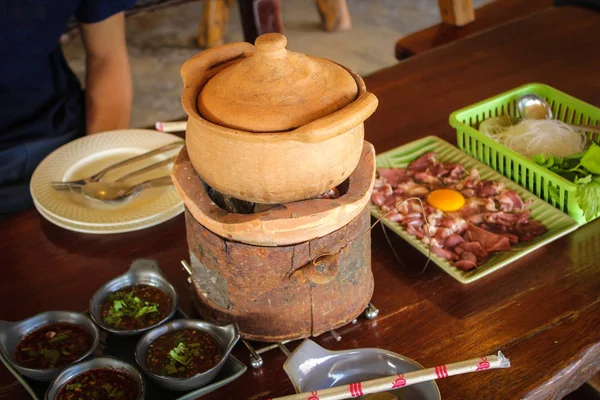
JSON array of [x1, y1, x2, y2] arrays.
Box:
[[240, 303, 379, 369], [330, 329, 342, 342], [277, 342, 292, 358], [364, 302, 379, 320], [242, 339, 264, 369]]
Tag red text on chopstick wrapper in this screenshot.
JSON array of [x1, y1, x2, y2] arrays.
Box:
[[476, 356, 491, 370], [392, 374, 407, 388], [435, 365, 449, 378], [307, 390, 319, 400], [349, 382, 364, 397]]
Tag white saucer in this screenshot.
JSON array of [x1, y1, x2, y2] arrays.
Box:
[[30, 129, 185, 234]]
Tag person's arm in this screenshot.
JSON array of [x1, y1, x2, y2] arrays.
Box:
[[80, 12, 132, 134]]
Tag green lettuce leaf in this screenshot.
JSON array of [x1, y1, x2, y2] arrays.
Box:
[[533, 143, 600, 220], [580, 143, 600, 174], [574, 175, 600, 221]]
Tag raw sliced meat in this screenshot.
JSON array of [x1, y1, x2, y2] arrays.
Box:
[[460, 188, 476, 197], [413, 171, 440, 184], [454, 255, 478, 271], [408, 152, 438, 171], [500, 233, 519, 244], [455, 241, 488, 258], [484, 210, 530, 225], [477, 180, 505, 197], [371, 152, 548, 272], [431, 245, 458, 261], [461, 169, 481, 189], [371, 191, 386, 207], [480, 223, 521, 244], [465, 224, 511, 252], [497, 190, 525, 211], [406, 224, 425, 239], [514, 220, 548, 241], [377, 168, 412, 187], [434, 227, 454, 243], [444, 234, 465, 249], [399, 200, 423, 215], [446, 164, 465, 182], [387, 210, 404, 223], [439, 215, 468, 233], [395, 181, 430, 197]]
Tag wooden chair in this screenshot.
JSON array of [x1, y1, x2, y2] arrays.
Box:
[[395, 0, 553, 60], [198, 0, 352, 48], [64, 0, 351, 47]]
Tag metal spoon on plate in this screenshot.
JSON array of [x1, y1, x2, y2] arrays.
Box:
[[517, 94, 600, 133], [79, 175, 174, 203]]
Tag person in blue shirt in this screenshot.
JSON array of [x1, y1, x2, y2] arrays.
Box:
[[0, 0, 136, 217]]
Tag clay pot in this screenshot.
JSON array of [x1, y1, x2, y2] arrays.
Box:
[[171, 142, 376, 246], [181, 33, 378, 204]]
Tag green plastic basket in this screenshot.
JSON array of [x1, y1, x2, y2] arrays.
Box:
[[449, 83, 600, 225]]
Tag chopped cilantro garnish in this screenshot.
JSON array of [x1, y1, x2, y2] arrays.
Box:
[[102, 383, 124, 398], [134, 304, 159, 319], [169, 342, 191, 366], [103, 288, 161, 328], [113, 300, 125, 312], [66, 383, 82, 391], [39, 348, 59, 367], [162, 341, 194, 375], [49, 333, 69, 343], [165, 363, 178, 375]]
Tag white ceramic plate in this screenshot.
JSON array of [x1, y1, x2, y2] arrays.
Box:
[[30, 129, 184, 233]]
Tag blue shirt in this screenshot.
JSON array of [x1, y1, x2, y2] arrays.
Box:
[[0, 0, 135, 151]]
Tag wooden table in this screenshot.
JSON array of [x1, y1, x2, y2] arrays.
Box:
[[2, 5, 599, 400]]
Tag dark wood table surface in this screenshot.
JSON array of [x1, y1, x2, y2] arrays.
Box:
[[2, 5, 600, 400]]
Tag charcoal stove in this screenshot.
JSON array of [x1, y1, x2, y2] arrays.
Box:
[[172, 31, 379, 346]]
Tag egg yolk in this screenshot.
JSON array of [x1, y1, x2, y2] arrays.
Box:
[[427, 189, 465, 212]]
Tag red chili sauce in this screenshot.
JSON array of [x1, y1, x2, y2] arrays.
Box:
[[15, 322, 92, 370], [56, 368, 140, 400], [100, 285, 171, 331], [146, 329, 222, 378]]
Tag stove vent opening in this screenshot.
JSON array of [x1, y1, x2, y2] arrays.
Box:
[[203, 179, 349, 215]]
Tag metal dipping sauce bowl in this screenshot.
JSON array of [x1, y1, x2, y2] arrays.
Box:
[[0, 311, 100, 382], [134, 319, 240, 391], [45, 356, 146, 400], [89, 259, 178, 336]]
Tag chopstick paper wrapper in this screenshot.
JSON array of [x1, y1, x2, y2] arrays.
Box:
[[270, 351, 510, 400], [156, 121, 187, 133]]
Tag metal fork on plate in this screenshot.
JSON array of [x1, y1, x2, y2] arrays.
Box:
[[51, 141, 183, 191]]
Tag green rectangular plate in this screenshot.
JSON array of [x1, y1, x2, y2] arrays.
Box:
[[371, 136, 579, 284]]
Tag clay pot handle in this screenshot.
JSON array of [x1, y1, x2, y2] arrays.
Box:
[[291, 91, 378, 143], [181, 42, 256, 117], [289, 252, 341, 285]]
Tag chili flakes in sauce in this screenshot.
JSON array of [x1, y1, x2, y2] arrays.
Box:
[[56, 368, 140, 400], [15, 322, 92, 370], [146, 329, 222, 378]]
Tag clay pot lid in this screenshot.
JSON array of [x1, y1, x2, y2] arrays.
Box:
[[197, 33, 358, 132]]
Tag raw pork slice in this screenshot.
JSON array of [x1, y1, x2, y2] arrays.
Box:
[[377, 168, 412, 187], [464, 224, 511, 252], [408, 152, 437, 171]]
